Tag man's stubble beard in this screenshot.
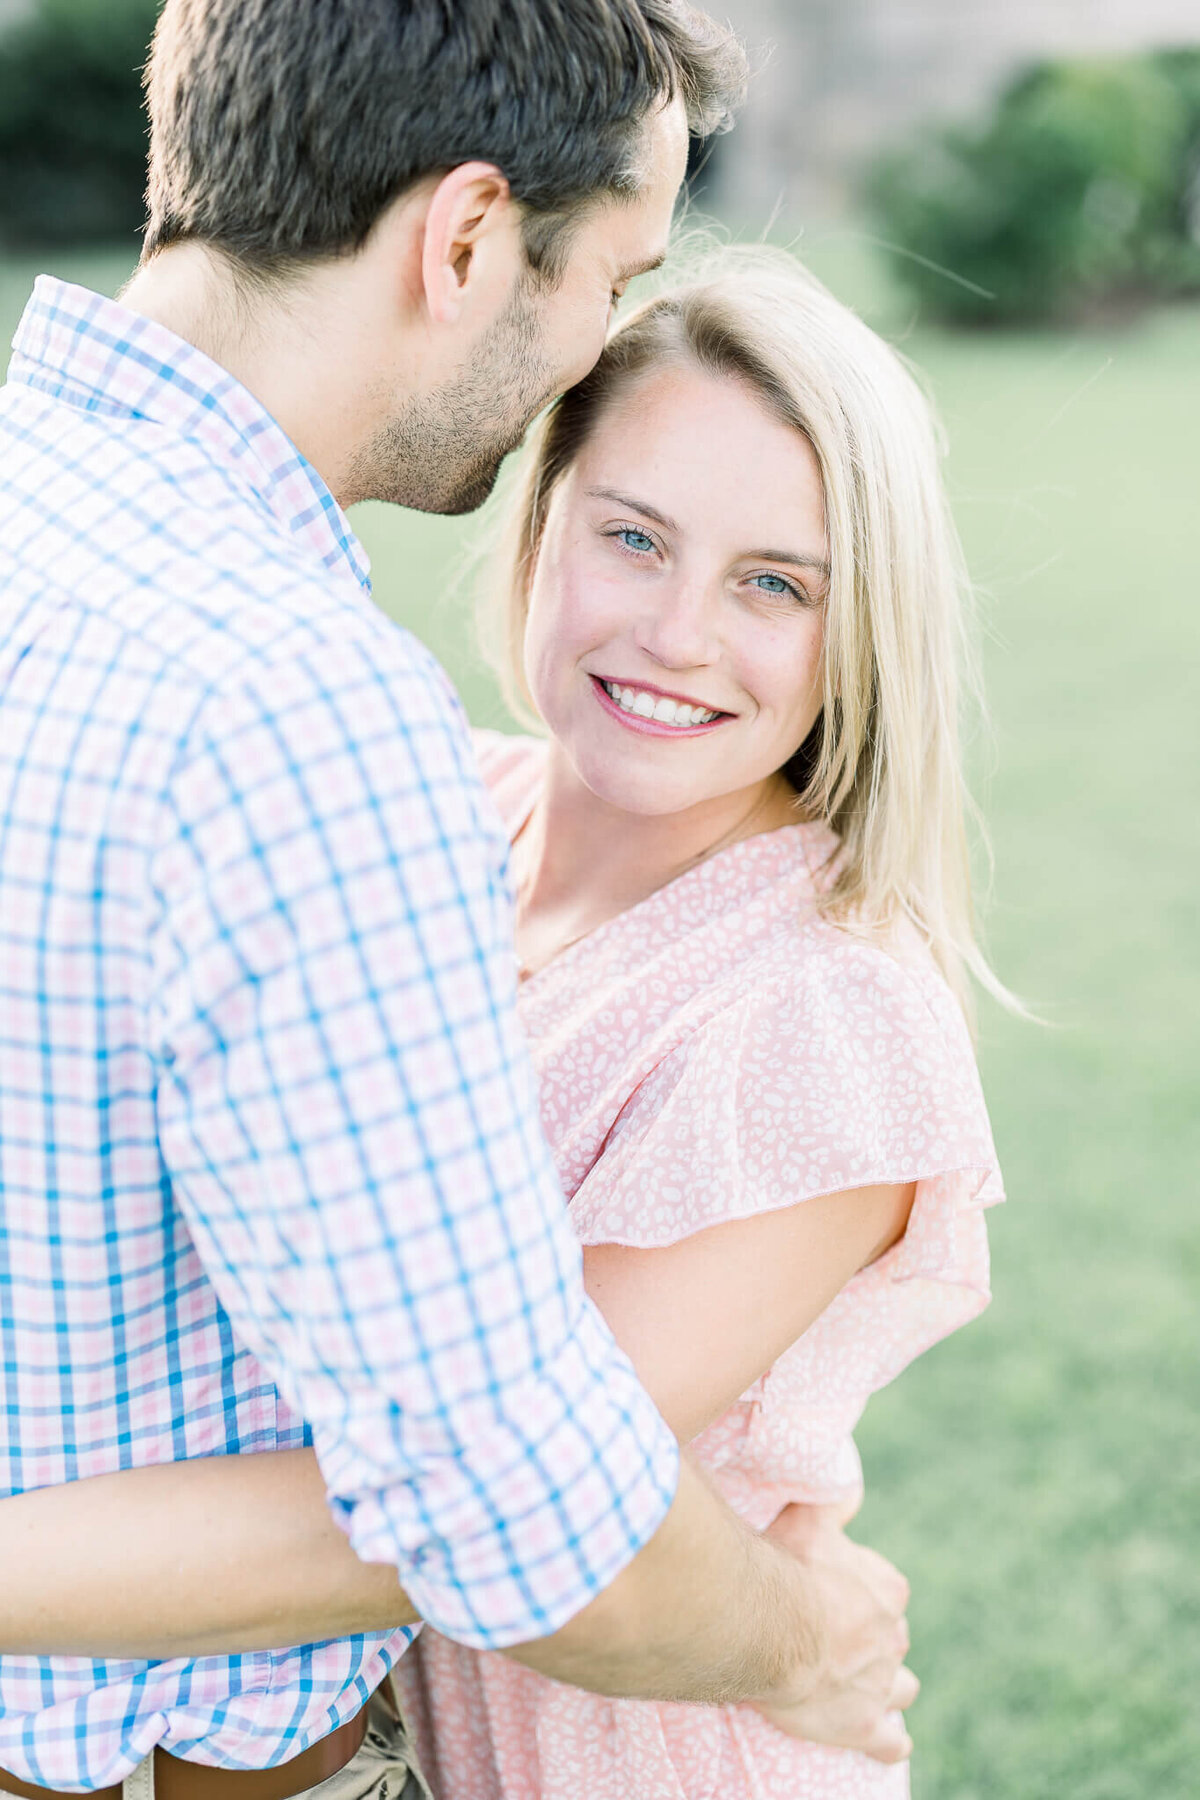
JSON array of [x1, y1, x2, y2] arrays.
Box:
[[348, 279, 561, 515]]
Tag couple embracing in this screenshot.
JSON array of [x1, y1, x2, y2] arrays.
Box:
[[0, 3, 1006, 1799]]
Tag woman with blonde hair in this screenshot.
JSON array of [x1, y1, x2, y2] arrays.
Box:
[[0, 250, 1004, 1799]]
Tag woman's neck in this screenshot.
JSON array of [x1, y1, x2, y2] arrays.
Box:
[[511, 743, 800, 977]]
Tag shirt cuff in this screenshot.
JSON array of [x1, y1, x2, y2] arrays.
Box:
[[326, 1303, 680, 1649]]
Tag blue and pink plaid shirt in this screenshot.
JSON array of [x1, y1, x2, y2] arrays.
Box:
[[0, 277, 678, 1789]]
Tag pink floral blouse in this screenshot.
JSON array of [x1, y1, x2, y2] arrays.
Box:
[[393, 731, 1004, 1800]]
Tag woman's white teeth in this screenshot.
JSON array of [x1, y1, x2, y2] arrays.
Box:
[[601, 681, 718, 727]]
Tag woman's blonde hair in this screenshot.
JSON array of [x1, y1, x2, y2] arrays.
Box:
[[483, 245, 1011, 1019]]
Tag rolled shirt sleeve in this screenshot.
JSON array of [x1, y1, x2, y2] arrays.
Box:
[[148, 621, 679, 1648]]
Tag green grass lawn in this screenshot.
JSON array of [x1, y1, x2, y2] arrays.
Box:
[[4, 239, 1198, 1797]]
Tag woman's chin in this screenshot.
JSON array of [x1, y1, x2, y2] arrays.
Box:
[[572, 754, 712, 821]]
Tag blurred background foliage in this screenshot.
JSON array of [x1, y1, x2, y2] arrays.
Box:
[[1, 0, 1199, 1793], [4, 0, 1200, 327], [0, 0, 157, 246], [869, 50, 1200, 325]]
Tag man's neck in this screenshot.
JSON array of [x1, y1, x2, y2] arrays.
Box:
[[119, 242, 392, 506]]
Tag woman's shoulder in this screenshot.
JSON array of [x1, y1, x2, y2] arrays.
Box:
[[739, 914, 996, 1169], [747, 888, 966, 1049], [572, 905, 1000, 1247], [470, 726, 547, 835], [470, 725, 546, 782]]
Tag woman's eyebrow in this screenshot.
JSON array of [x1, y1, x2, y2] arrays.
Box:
[[586, 487, 680, 533], [748, 548, 832, 578]]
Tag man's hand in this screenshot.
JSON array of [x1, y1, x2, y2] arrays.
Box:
[[753, 1503, 918, 1764]]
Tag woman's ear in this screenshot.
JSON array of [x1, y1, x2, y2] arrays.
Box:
[[420, 162, 522, 327]]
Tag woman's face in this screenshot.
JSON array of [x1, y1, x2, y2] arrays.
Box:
[[522, 361, 829, 821]]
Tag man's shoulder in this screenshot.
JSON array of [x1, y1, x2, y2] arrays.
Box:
[[195, 600, 468, 752], [1, 384, 462, 728], [1, 384, 298, 624]]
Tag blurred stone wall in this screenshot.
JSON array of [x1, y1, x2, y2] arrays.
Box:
[[710, 0, 1200, 221]]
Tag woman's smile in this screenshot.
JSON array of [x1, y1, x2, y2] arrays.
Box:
[[590, 673, 729, 734]]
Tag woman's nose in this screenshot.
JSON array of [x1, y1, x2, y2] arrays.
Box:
[[633, 580, 720, 669]]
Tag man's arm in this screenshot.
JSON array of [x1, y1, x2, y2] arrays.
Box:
[[148, 629, 678, 1651], [0, 1160, 917, 1755], [0, 1449, 911, 1761]]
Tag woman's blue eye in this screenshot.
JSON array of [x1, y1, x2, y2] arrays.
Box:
[[617, 528, 656, 554], [752, 572, 796, 597]]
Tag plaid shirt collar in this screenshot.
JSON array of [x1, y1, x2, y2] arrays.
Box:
[[9, 274, 372, 594]]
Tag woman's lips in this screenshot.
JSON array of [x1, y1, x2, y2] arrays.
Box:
[[589, 674, 731, 737]]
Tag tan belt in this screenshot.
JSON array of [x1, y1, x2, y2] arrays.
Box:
[[0, 1700, 369, 1800]]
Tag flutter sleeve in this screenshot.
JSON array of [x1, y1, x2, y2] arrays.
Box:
[[469, 726, 547, 837], [568, 929, 1003, 1348]]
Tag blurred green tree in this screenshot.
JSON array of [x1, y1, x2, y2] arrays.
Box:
[[0, 0, 161, 247], [1151, 47, 1200, 288], [868, 51, 1200, 326]]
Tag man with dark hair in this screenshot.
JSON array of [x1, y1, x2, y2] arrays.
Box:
[[0, 4, 915, 1797], [133, 0, 744, 517]]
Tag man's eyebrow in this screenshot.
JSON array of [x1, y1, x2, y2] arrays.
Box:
[[586, 487, 680, 533], [617, 250, 667, 282]]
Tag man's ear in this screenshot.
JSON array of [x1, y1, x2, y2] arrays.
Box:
[[420, 161, 522, 327]]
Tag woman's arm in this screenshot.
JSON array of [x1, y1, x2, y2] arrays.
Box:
[[0, 1447, 417, 1658], [0, 1181, 910, 1657], [583, 1180, 914, 1445]]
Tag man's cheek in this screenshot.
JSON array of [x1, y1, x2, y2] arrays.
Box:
[[560, 315, 610, 388]]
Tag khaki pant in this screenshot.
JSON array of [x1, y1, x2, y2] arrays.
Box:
[[1, 1685, 434, 1800]]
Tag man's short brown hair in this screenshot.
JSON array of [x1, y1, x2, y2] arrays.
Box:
[[143, 0, 746, 275]]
